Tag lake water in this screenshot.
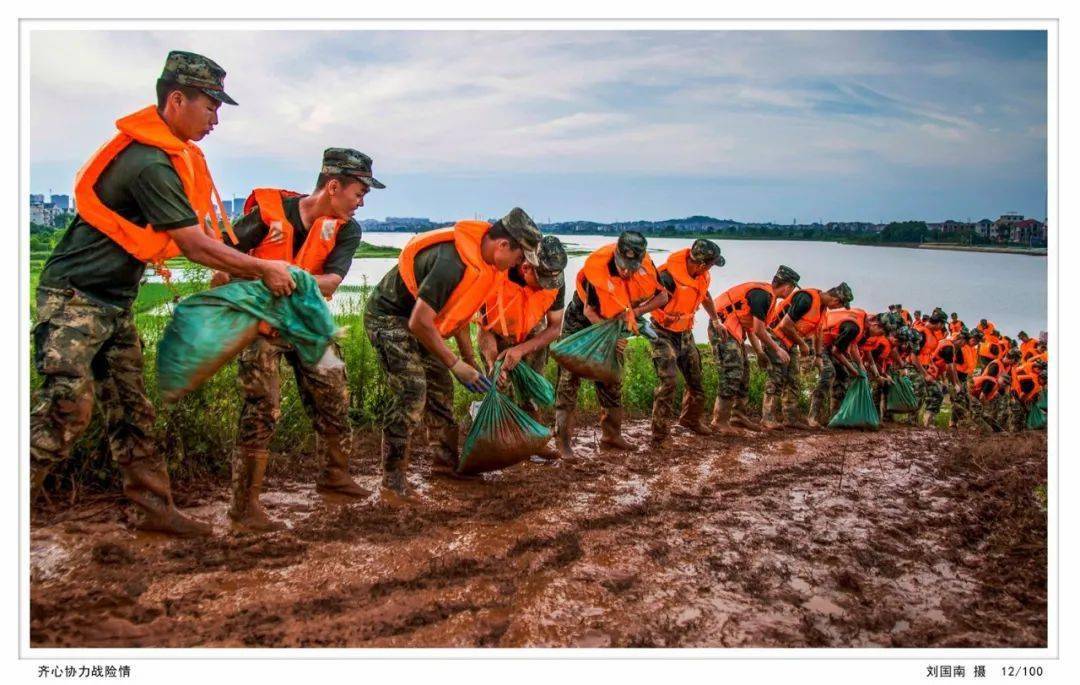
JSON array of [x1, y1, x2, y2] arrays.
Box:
[[339, 232, 1049, 342]]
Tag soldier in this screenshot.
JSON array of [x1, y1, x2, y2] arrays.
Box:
[[216, 149, 383, 531], [810, 301, 869, 428], [554, 231, 669, 458], [915, 309, 949, 427], [476, 235, 568, 456], [648, 239, 724, 444], [31, 51, 295, 536], [365, 208, 542, 499], [708, 266, 797, 433], [760, 281, 849, 430], [1007, 358, 1047, 432]]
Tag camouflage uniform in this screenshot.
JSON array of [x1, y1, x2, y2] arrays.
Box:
[[810, 354, 854, 424], [924, 379, 946, 417], [235, 335, 352, 452], [763, 345, 803, 422], [649, 326, 705, 436], [365, 310, 458, 464], [708, 325, 749, 401], [555, 346, 625, 412], [31, 287, 158, 474]]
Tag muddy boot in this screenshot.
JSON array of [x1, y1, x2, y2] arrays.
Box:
[[228, 448, 285, 533], [315, 434, 369, 498], [554, 409, 575, 460], [807, 396, 825, 429], [728, 398, 762, 432], [599, 408, 634, 450], [758, 392, 783, 431], [120, 460, 212, 537], [710, 397, 731, 431], [380, 441, 418, 504], [677, 393, 713, 435]]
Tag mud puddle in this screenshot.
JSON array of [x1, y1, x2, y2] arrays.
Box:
[[30, 423, 1046, 648]]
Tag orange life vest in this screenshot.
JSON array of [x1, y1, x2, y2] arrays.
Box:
[[1010, 367, 1043, 404], [243, 188, 345, 275], [958, 344, 979, 375], [822, 308, 867, 350], [480, 274, 559, 343], [575, 243, 659, 333], [1020, 338, 1039, 360], [399, 221, 502, 338], [976, 321, 997, 337], [769, 288, 825, 350], [978, 335, 1005, 361], [971, 359, 1006, 401], [900, 309, 912, 324], [913, 320, 945, 366], [714, 281, 774, 341], [651, 248, 710, 333], [860, 334, 892, 371], [73, 105, 235, 266], [932, 339, 960, 374]]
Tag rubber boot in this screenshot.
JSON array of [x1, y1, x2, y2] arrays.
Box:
[[599, 408, 633, 450], [120, 460, 212, 537], [729, 397, 761, 432], [431, 424, 460, 471], [315, 434, 369, 498], [710, 397, 732, 432], [228, 448, 285, 532], [807, 395, 825, 429], [380, 441, 417, 504], [677, 393, 713, 435], [554, 409, 575, 460], [759, 392, 783, 431]]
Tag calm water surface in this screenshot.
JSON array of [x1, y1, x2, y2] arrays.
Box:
[[340, 232, 1048, 341]]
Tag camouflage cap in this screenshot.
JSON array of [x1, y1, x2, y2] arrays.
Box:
[[689, 238, 724, 267], [497, 207, 542, 266], [880, 311, 903, 332], [1006, 348, 1022, 360], [773, 265, 801, 286], [828, 281, 854, 307], [160, 50, 237, 106], [534, 235, 568, 290], [969, 329, 984, 341], [614, 231, 648, 272], [930, 308, 947, 324], [322, 148, 385, 189]]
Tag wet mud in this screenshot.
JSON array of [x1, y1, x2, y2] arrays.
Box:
[[30, 423, 1047, 648]]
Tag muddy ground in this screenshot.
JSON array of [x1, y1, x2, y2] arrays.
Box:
[[30, 422, 1047, 648]]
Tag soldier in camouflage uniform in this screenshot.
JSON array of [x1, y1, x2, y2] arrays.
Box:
[[31, 51, 297, 536], [649, 239, 724, 443], [220, 148, 383, 531], [366, 208, 542, 498], [920, 310, 949, 425], [1006, 359, 1047, 432], [807, 284, 858, 426]]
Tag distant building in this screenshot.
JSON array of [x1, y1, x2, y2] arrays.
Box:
[[50, 194, 70, 211], [974, 219, 993, 238], [940, 220, 974, 235], [30, 193, 44, 205], [1009, 218, 1046, 245]]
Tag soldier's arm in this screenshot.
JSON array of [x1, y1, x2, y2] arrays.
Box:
[[314, 274, 343, 298], [407, 299, 462, 369], [778, 314, 809, 353], [631, 289, 669, 318], [169, 226, 295, 296], [701, 293, 722, 333], [510, 308, 564, 359], [477, 327, 499, 373]]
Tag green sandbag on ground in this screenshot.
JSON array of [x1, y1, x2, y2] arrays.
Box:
[[886, 372, 919, 412], [550, 317, 626, 385], [510, 361, 555, 407], [829, 373, 881, 429], [157, 267, 339, 404], [459, 361, 554, 474]]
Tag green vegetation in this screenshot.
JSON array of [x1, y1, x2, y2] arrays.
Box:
[[354, 241, 401, 258]]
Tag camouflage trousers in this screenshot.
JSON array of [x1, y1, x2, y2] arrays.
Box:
[[30, 286, 158, 471], [491, 331, 549, 418], [365, 310, 456, 456], [1006, 396, 1031, 432], [763, 346, 804, 422], [810, 355, 850, 424], [972, 392, 1009, 431], [235, 335, 351, 451], [906, 363, 928, 406], [948, 374, 971, 426], [707, 326, 749, 401], [924, 380, 946, 416], [649, 326, 705, 434], [555, 322, 624, 412]]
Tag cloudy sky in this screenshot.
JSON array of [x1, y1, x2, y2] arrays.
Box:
[[28, 29, 1047, 223]]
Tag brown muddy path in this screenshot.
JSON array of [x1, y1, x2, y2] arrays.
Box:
[[30, 422, 1047, 648]]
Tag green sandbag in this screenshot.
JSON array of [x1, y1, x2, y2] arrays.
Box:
[[1037, 388, 1048, 411], [510, 361, 555, 407], [886, 372, 919, 412], [550, 317, 626, 385], [1026, 398, 1047, 430], [157, 267, 339, 404], [829, 373, 881, 429], [459, 361, 554, 474]]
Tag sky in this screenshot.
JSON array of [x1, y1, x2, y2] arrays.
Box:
[[28, 29, 1048, 224]]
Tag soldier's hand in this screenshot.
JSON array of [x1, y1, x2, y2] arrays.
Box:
[[451, 359, 492, 393], [498, 346, 525, 372], [260, 260, 296, 297], [615, 338, 628, 354], [776, 348, 791, 366], [210, 270, 231, 288]]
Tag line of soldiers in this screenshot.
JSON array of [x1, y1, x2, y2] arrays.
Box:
[[29, 50, 1049, 539]]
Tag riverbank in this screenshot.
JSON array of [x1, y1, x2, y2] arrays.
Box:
[[912, 243, 1047, 256], [29, 425, 1047, 648]]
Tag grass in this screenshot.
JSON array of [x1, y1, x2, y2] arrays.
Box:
[[354, 241, 400, 258]]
